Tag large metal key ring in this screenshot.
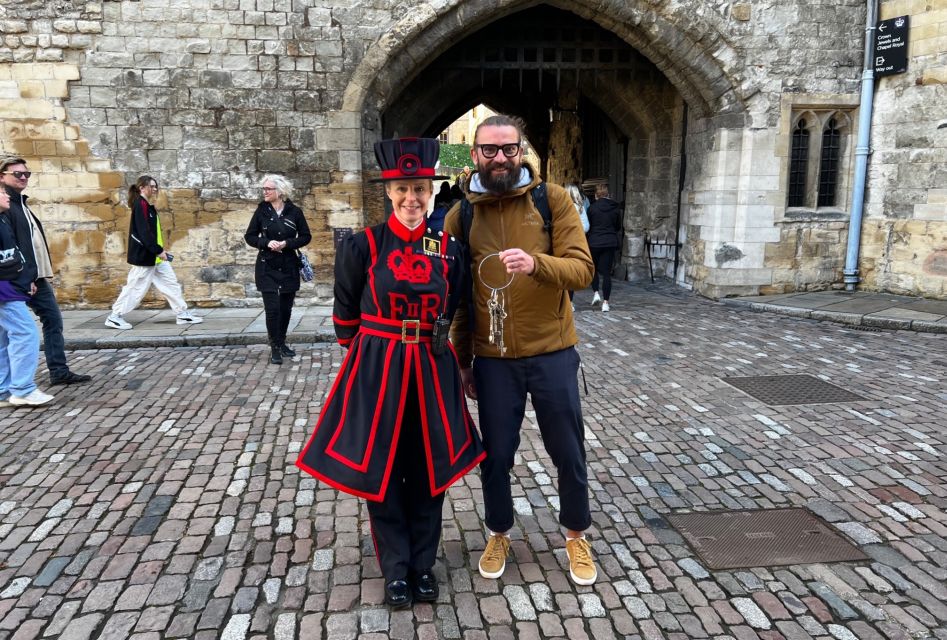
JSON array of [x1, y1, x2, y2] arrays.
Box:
[[478, 252, 515, 290]]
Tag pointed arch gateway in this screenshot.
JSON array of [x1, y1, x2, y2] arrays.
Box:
[[338, 0, 757, 292]]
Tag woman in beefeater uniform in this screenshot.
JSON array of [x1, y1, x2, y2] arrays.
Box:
[[296, 138, 484, 609]]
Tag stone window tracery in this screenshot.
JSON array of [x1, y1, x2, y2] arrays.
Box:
[[786, 110, 852, 211]]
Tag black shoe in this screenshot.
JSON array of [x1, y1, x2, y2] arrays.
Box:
[[269, 346, 282, 365], [411, 570, 438, 602], [279, 344, 296, 357], [50, 371, 92, 385], [384, 579, 412, 609]]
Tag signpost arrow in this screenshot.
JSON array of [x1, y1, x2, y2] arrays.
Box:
[[874, 15, 909, 78]]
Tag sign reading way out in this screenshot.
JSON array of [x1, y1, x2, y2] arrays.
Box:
[[874, 15, 909, 78]]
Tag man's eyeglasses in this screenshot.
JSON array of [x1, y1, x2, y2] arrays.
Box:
[[3, 171, 31, 179], [262, 187, 276, 192], [475, 143, 521, 159]]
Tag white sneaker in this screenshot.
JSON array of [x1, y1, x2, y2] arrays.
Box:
[[105, 314, 132, 330], [9, 389, 54, 406], [591, 291, 601, 305], [602, 301, 610, 312], [176, 312, 204, 325], [0, 397, 12, 408]]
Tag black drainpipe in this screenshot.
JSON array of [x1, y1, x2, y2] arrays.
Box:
[[672, 102, 688, 281]]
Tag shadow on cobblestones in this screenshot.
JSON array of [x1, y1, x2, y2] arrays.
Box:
[[1, 282, 945, 639]]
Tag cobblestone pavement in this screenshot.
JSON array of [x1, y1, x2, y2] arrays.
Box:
[[1, 283, 945, 640]]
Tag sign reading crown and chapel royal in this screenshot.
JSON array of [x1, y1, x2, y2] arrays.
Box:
[[874, 15, 909, 78]]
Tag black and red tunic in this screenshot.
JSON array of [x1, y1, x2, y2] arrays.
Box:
[[296, 216, 485, 501]]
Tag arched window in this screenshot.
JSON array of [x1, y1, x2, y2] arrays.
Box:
[[439, 131, 449, 144], [818, 118, 841, 207], [788, 118, 809, 208], [786, 108, 853, 210]]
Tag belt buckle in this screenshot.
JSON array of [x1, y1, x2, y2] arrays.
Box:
[[401, 319, 420, 344]]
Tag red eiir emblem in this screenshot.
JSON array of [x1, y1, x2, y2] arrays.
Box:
[[387, 247, 432, 283]]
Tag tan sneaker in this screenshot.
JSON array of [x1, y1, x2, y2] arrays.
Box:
[[566, 536, 597, 585], [478, 533, 511, 579]]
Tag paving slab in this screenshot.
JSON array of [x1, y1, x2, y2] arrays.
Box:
[[723, 289, 947, 334], [865, 308, 945, 322], [3, 282, 945, 639]]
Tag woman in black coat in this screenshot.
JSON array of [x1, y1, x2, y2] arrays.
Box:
[[244, 175, 312, 364], [586, 183, 623, 312]]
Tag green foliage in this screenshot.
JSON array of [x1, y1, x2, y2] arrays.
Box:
[[439, 143, 471, 169]]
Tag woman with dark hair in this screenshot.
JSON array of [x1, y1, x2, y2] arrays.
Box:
[[244, 174, 311, 364], [297, 138, 484, 609], [105, 176, 203, 330], [587, 182, 623, 312]]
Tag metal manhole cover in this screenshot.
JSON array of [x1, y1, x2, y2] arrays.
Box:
[[722, 374, 865, 405], [668, 508, 868, 570]]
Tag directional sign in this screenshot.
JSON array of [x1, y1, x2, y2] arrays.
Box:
[[874, 15, 909, 77]]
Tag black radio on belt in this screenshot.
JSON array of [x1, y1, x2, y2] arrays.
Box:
[[431, 315, 451, 355]]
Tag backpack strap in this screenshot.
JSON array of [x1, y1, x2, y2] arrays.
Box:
[[530, 182, 552, 234]]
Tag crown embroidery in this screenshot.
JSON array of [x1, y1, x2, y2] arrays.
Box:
[[387, 247, 432, 284]]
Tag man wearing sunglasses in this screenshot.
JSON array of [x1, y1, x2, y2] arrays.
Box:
[[0, 157, 92, 386], [444, 115, 597, 586]]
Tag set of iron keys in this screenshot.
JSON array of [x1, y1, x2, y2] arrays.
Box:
[[479, 253, 513, 355]]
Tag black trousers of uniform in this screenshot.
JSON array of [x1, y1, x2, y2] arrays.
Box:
[[590, 246, 615, 301], [367, 383, 445, 581], [261, 290, 295, 344], [473, 347, 591, 533]]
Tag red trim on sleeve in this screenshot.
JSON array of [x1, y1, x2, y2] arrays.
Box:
[[365, 227, 381, 312]]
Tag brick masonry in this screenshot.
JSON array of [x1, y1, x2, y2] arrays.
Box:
[[0, 0, 943, 305]]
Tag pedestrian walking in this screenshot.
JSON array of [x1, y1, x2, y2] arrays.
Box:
[[566, 183, 590, 310], [587, 182, 623, 312], [444, 114, 598, 585], [0, 156, 92, 386], [297, 138, 484, 609], [105, 176, 204, 330], [244, 175, 311, 364], [0, 188, 53, 407]]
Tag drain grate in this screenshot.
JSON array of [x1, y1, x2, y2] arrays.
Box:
[[668, 508, 868, 570], [722, 374, 865, 405]]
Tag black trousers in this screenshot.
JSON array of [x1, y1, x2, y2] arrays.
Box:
[[590, 247, 615, 301], [261, 291, 295, 344], [367, 384, 445, 581], [473, 347, 591, 533]]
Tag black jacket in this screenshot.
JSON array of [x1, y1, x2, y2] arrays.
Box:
[[0, 207, 36, 296], [586, 197, 623, 249], [3, 186, 47, 282], [244, 199, 312, 293], [126, 195, 164, 266]]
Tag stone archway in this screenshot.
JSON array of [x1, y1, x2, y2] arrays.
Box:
[[336, 0, 783, 297], [342, 0, 748, 122], [364, 4, 696, 282]]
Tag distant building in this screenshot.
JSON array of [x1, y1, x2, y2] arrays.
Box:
[[440, 105, 498, 146]]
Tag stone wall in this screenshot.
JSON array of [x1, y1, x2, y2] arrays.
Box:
[[0, 0, 943, 304], [858, 0, 947, 297]]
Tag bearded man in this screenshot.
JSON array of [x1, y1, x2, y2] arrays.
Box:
[[443, 115, 597, 585]]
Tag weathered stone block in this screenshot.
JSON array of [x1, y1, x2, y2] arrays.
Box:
[[257, 150, 296, 172]]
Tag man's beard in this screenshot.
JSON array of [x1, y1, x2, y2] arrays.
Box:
[[477, 159, 521, 194]]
